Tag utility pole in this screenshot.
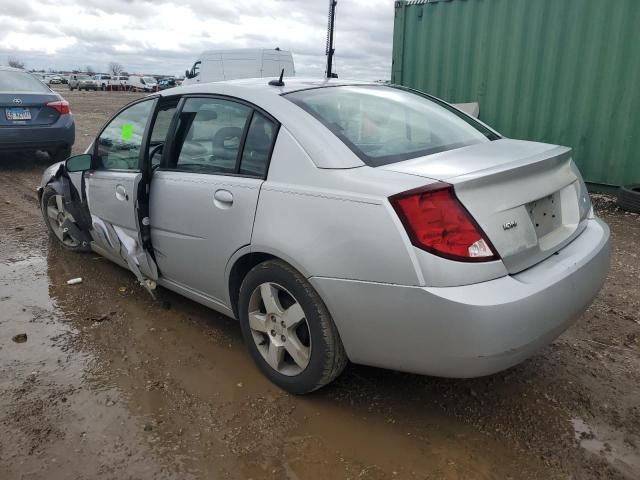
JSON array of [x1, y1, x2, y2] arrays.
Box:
[[326, 0, 338, 78]]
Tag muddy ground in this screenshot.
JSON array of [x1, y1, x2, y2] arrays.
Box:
[[0, 89, 639, 480]]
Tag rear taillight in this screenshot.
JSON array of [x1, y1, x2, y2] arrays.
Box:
[[46, 100, 71, 115], [390, 182, 499, 262]]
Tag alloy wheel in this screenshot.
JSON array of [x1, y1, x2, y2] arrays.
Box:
[[247, 282, 311, 376], [45, 194, 80, 248]]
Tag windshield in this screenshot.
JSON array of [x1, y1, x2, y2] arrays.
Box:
[[143, 76, 156, 84], [0, 70, 51, 93], [285, 86, 498, 167]]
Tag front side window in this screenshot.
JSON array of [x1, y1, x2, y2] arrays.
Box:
[[192, 61, 201, 78], [285, 86, 497, 167], [169, 98, 251, 174], [96, 100, 154, 170]]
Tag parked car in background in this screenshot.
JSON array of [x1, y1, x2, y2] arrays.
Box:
[[68, 74, 98, 91], [37, 78, 609, 394], [183, 48, 295, 85], [110, 75, 129, 90], [157, 78, 176, 90], [1, 66, 74, 162], [127, 76, 158, 92], [93, 74, 112, 90], [45, 75, 63, 85]]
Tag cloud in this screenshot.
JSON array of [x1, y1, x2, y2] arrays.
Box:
[[0, 0, 395, 79]]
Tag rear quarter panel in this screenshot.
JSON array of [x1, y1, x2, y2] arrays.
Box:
[[250, 128, 425, 285]]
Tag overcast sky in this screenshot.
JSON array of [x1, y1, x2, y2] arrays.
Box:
[[1, 0, 395, 79]]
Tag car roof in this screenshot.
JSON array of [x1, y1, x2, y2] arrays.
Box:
[[161, 77, 378, 97]]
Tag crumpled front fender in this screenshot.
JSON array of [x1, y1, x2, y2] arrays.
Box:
[[37, 161, 65, 195]]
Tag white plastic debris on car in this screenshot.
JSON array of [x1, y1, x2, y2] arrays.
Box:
[[453, 102, 480, 118]]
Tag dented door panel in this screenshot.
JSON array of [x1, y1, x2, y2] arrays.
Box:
[[86, 170, 158, 281]]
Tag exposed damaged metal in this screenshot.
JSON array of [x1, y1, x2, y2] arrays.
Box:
[[40, 161, 159, 297]]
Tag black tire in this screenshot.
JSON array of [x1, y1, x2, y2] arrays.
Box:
[[40, 186, 90, 252], [617, 185, 640, 214], [69, 86, 74, 91], [238, 259, 348, 394], [49, 145, 72, 163]]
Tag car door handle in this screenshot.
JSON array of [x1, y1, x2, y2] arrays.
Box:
[[115, 184, 129, 201], [214, 189, 233, 207]]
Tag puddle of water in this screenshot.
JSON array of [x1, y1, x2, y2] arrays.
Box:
[[0, 255, 80, 383], [571, 417, 640, 478]]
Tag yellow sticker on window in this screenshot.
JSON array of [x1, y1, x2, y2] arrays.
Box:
[[121, 123, 134, 141]]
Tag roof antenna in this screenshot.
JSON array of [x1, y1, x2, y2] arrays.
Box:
[[326, 0, 338, 79], [269, 68, 285, 87]]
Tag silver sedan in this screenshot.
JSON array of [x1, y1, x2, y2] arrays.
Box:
[[38, 78, 610, 394]]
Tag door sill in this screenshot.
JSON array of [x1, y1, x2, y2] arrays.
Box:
[[156, 278, 235, 318]]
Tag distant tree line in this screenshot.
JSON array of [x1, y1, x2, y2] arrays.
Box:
[[8, 57, 25, 69]]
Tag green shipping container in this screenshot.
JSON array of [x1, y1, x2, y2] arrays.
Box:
[[392, 0, 640, 188]]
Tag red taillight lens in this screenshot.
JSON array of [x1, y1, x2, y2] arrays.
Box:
[[390, 183, 499, 262], [47, 100, 71, 115]]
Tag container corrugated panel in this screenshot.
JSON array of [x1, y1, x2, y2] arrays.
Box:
[[392, 0, 640, 187]]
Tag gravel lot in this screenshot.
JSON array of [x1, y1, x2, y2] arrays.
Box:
[[0, 88, 639, 480]]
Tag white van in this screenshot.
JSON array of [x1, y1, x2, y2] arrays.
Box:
[[127, 75, 158, 92], [182, 48, 295, 85]]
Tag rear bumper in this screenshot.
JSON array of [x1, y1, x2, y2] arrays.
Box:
[[311, 218, 610, 378], [0, 114, 75, 152]]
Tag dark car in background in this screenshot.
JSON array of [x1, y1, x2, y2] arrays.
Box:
[[0, 66, 75, 162]]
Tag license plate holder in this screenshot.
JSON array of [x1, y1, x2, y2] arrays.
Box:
[[6, 107, 32, 121], [527, 192, 561, 237]]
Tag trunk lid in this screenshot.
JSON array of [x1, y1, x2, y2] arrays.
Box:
[[0, 93, 62, 127], [382, 139, 592, 273]]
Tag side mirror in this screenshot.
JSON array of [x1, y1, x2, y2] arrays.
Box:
[[65, 154, 92, 172], [185, 69, 191, 79]]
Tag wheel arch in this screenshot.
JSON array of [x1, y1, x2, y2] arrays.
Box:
[[226, 247, 313, 320], [40, 174, 93, 239], [39, 178, 65, 203]]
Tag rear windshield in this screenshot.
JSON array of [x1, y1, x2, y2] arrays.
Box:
[[285, 86, 498, 167], [0, 70, 51, 93]]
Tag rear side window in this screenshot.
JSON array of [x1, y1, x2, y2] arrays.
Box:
[[239, 112, 277, 177], [285, 86, 497, 167], [0, 71, 50, 93]]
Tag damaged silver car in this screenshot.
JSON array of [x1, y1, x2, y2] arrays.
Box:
[[39, 78, 610, 394]]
